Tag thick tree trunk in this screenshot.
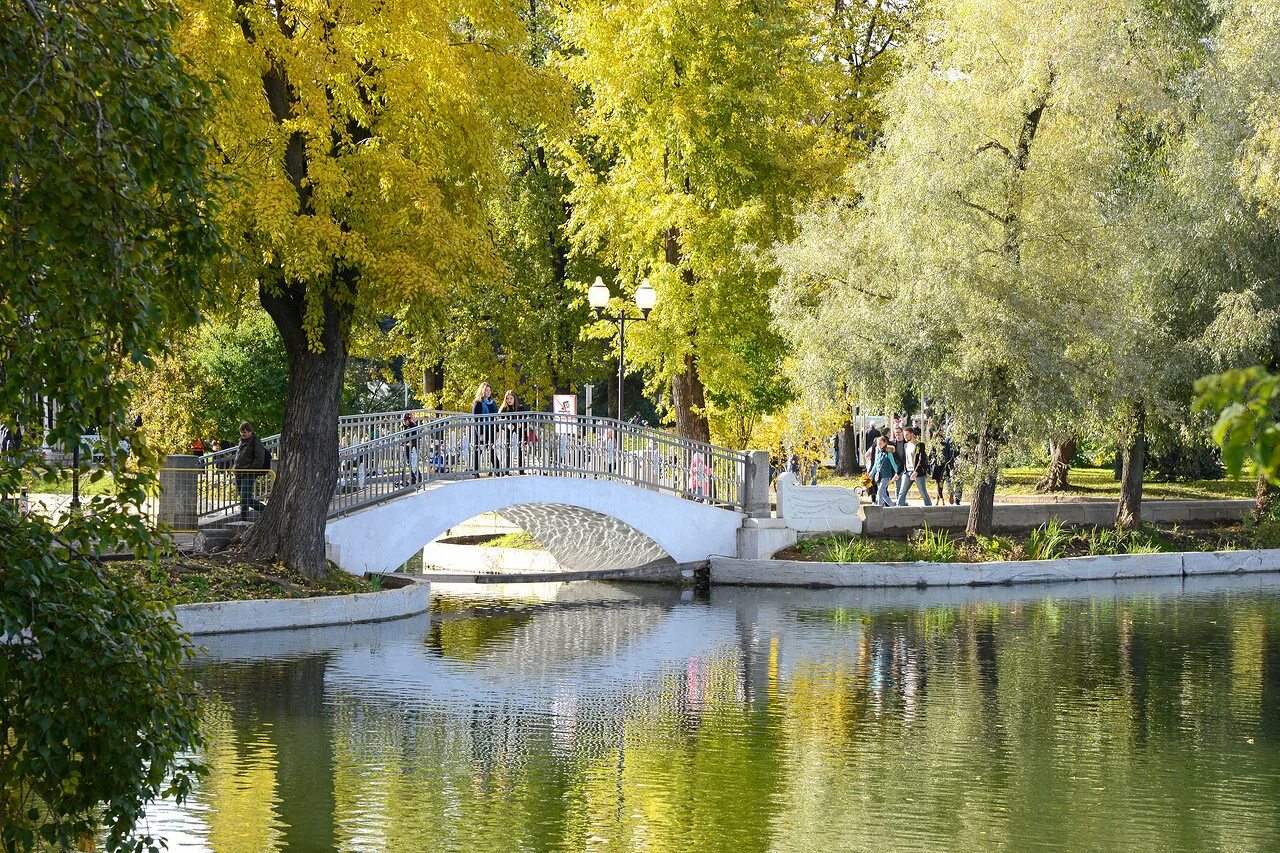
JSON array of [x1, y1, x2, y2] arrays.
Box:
[[836, 421, 858, 477], [1115, 401, 1146, 530], [241, 283, 349, 578], [1035, 435, 1076, 493], [671, 352, 711, 443], [1257, 472, 1279, 519], [966, 427, 998, 538]]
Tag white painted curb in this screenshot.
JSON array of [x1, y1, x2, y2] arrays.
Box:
[[174, 581, 431, 636], [710, 548, 1280, 588]]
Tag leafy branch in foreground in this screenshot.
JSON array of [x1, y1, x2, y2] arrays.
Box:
[[1196, 367, 1280, 484]]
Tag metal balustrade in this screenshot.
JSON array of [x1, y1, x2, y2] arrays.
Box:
[[329, 411, 749, 517], [199, 408, 450, 470]]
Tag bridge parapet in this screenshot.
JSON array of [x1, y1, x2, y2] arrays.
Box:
[[330, 411, 750, 517]]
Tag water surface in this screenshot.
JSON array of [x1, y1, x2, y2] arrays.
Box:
[[151, 576, 1280, 852]]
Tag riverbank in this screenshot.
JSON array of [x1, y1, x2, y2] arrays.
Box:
[[107, 554, 377, 605]]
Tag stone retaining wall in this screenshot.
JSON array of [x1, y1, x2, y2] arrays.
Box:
[[174, 581, 431, 636], [710, 548, 1280, 588]]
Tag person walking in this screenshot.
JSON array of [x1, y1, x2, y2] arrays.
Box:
[[862, 421, 882, 471], [871, 435, 899, 507], [471, 382, 499, 474], [233, 421, 269, 521], [498, 390, 526, 474], [896, 424, 933, 506], [932, 435, 958, 505], [400, 411, 420, 485], [889, 426, 908, 503]]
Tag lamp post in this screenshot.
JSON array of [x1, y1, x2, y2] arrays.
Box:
[[588, 276, 657, 421]]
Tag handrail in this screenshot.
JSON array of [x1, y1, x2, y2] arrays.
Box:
[[199, 408, 451, 469], [329, 411, 749, 517]]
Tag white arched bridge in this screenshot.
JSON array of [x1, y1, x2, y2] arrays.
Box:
[[196, 409, 771, 575]]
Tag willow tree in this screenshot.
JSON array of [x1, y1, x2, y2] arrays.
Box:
[[1189, 0, 1280, 512], [776, 0, 1187, 535], [179, 0, 555, 575], [558, 0, 829, 441]]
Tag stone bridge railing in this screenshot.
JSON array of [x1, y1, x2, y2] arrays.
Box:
[[329, 411, 758, 517]]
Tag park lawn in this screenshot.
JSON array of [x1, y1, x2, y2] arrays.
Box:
[[106, 554, 376, 605], [998, 466, 1255, 499], [22, 469, 117, 496], [817, 465, 1255, 501]]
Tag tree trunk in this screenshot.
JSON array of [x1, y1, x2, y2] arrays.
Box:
[[836, 421, 858, 477], [1257, 472, 1279, 519], [241, 282, 350, 578], [671, 352, 710, 443], [1115, 401, 1146, 530], [663, 223, 711, 442], [1035, 435, 1076, 492], [966, 427, 998, 538]]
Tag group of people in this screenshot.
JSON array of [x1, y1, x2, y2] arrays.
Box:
[[864, 421, 961, 508]]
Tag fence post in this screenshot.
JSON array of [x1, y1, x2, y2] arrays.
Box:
[[159, 454, 199, 531], [743, 450, 771, 518]]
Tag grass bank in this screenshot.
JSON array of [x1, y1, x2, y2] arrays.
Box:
[[107, 554, 376, 605], [777, 513, 1280, 564]]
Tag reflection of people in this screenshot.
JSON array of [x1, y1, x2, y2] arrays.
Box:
[[233, 421, 268, 520]]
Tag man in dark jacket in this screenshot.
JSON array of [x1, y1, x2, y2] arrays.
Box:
[[233, 421, 269, 520]]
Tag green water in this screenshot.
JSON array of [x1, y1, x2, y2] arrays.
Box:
[[152, 576, 1280, 852]]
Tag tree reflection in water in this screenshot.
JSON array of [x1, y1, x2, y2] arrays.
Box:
[[155, 577, 1280, 853]]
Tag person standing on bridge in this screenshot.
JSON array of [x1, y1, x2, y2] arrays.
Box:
[[498, 389, 525, 475], [233, 421, 269, 521], [401, 411, 420, 485], [472, 382, 500, 474]]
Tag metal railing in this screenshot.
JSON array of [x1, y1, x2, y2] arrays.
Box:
[[199, 409, 450, 470], [328, 411, 749, 518], [149, 466, 276, 532]]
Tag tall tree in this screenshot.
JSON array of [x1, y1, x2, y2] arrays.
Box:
[[179, 0, 556, 575], [1, 1, 216, 848], [558, 0, 829, 441], [776, 0, 1188, 535]]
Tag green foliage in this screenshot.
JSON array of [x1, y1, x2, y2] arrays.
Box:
[[559, 0, 831, 434], [1027, 520, 1070, 561], [912, 525, 959, 562], [1196, 366, 1280, 484], [131, 311, 289, 451], [0, 1, 216, 847], [1243, 506, 1280, 549], [1, 516, 205, 852]]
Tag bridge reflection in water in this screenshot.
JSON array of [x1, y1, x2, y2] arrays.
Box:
[[150, 575, 1280, 853]]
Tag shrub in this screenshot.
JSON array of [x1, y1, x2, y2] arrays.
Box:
[[1027, 519, 1070, 560], [912, 525, 958, 562]]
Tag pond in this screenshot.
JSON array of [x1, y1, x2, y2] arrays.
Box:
[[148, 575, 1280, 852]]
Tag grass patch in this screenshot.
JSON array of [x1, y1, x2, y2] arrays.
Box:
[[483, 531, 544, 550], [106, 554, 375, 605], [779, 518, 1261, 564]]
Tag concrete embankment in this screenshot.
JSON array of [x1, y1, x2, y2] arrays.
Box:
[[711, 548, 1280, 588], [175, 580, 431, 636]]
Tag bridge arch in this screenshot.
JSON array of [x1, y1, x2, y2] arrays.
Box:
[[324, 475, 744, 575]]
